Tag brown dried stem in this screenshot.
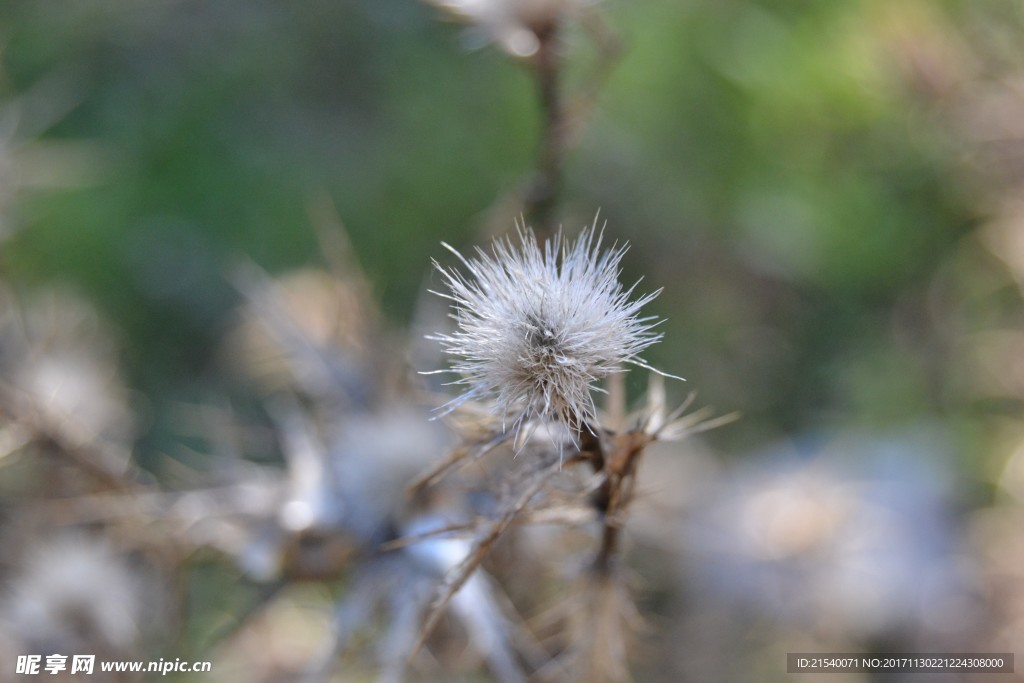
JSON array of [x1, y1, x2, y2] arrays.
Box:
[[525, 23, 566, 238]]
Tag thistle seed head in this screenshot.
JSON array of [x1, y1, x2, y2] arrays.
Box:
[[429, 218, 673, 437]]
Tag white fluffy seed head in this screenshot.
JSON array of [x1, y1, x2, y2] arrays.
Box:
[[429, 219, 671, 436]]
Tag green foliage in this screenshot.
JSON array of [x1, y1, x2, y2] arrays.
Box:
[[0, 0, 993, 450]]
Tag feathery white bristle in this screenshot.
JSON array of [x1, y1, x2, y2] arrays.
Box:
[[431, 218, 673, 436]]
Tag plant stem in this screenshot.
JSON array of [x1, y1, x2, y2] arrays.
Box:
[[588, 430, 649, 575], [526, 24, 565, 239]]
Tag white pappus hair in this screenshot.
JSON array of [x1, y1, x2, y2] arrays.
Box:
[[428, 217, 677, 437]]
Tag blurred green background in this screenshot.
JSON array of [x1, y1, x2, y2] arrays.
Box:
[[7, 1, 1024, 680], [0, 0, 1017, 482]]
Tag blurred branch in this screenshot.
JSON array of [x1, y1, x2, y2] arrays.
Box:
[[525, 24, 566, 238]]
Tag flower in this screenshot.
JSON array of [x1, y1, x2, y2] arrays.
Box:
[[428, 218, 674, 437]]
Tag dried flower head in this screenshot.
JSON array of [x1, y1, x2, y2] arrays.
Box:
[[429, 219, 674, 437], [4, 535, 146, 654]]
